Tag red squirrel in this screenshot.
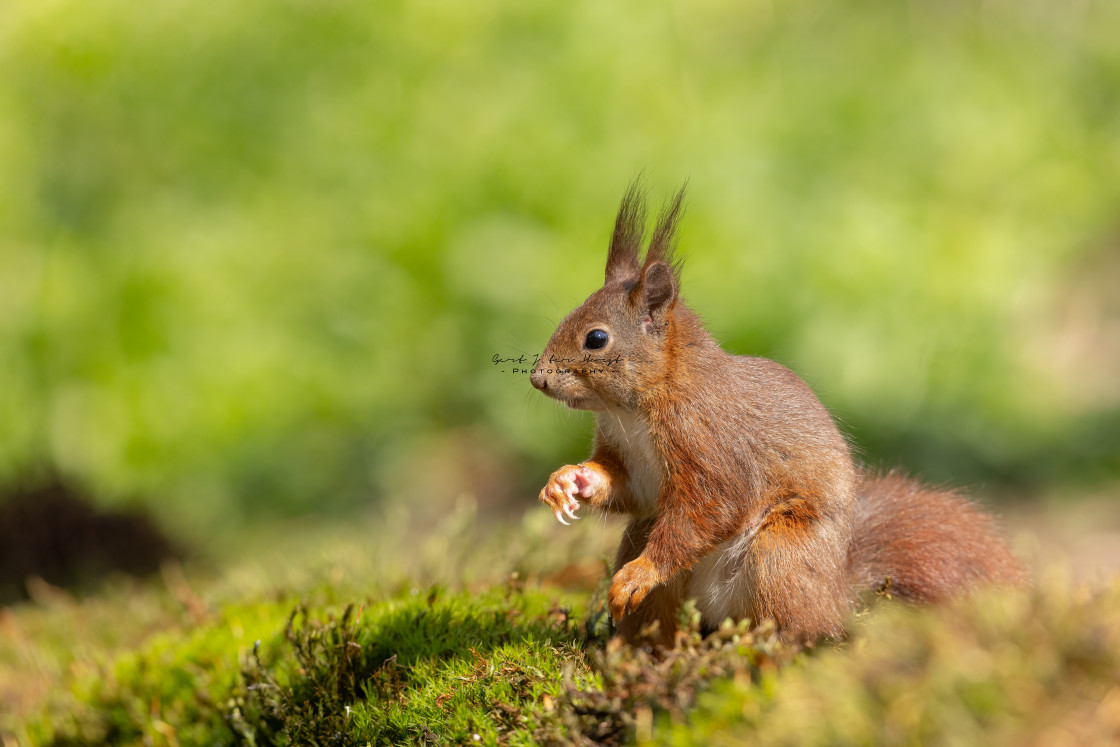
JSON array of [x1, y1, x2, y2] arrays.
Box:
[[530, 183, 1023, 645]]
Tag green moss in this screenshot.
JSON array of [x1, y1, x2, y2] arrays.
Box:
[[5, 517, 1120, 746], [10, 576, 599, 745], [230, 585, 597, 745]]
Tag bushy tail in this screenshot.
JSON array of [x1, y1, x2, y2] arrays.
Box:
[[847, 471, 1024, 603]]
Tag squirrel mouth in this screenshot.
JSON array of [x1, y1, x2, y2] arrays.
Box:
[[532, 374, 608, 411], [559, 393, 608, 412]]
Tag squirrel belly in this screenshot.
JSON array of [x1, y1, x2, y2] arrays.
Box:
[[532, 182, 1024, 646]]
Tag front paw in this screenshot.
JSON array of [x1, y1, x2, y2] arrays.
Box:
[[609, 557, 662, 620], [538, 464, 605, 525]]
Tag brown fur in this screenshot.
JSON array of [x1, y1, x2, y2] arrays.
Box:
[[849, 471, 1025, 602], [532, 183, 1023, 645]]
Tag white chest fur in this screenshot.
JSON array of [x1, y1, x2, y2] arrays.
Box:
[[598, 409, 662, 517]]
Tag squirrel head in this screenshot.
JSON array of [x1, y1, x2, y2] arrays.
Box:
[[531, 183, 688, 411]]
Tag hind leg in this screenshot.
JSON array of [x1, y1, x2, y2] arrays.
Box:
[[743, 509, 850, 642], [613, 518, 687, 648]]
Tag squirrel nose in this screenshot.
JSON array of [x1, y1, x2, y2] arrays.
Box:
[[530, 368, 548, 391]]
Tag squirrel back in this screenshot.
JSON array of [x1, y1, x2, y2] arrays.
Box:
[[532, 183, 1023, 644]]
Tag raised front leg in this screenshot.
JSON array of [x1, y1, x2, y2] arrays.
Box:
[[538, 443, 635, 524]]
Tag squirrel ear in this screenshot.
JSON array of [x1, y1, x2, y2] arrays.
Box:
[[634, 261, 677, 315], [605, 181, 645, 284]]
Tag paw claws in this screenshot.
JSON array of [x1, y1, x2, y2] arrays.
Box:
[[541, 465, 598, 526]]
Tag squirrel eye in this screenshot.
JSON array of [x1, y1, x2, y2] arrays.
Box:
[[584, 329, 609, 350]]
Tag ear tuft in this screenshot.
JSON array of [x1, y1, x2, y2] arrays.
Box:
[[606, 180, 646, 284], [632, 183, 686, 315], [643, 183, 686, 271]]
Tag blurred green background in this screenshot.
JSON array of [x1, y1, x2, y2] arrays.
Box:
[[1, 0, 1118, 546]]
